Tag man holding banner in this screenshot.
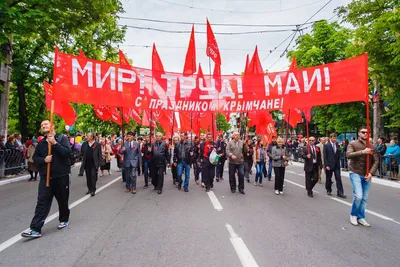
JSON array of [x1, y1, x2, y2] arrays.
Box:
[[21, 120, 71, 238], [150, 132, 170, 194]]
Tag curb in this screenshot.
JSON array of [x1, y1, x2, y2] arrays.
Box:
[[0, 163, 82, 187], [289, 161, 400, 189]]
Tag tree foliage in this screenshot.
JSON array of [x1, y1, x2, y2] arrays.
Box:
[[338, 0, 400, 128], [216, 113, 231, 133], [1, 0, 126, 137], [287, 20, 366, 134]]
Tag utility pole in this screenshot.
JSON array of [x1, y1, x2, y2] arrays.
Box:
[[0, 34, 13, 137]]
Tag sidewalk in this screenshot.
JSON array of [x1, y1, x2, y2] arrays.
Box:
[[290, 161, 400, 189], [0, 163, 82, 187]]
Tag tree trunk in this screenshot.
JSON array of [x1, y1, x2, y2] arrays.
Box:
[[0, 36, 13, 137], [16, 81, 29, 138], [372, 78, 384, 143]]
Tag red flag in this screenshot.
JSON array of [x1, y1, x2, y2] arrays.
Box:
[[44, 81, 76, 125], [119, 50, 130, 66], [179, 112, 192, 133], [153, 110, 174, 132], [183, 25, 197, 76], [142, 110, 157, 128], [289, 56, 297, 71], [302, 107, 312, 122], [248, 46, 263, 74], [110, 107, 122, 125], [206, 19, 221, 66], [94, 105, 111, 121], [283, 109, 303, 128], [122, 108, 141, 124]]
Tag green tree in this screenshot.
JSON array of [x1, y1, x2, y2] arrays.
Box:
[[287, 20, 365, 135], [216, 113, 231, 133], [1, 0, 125, 138], [338, 0, 400, 129]]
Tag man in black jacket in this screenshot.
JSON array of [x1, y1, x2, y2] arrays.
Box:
[[81, 132, 103, 196], [150, 132, 170, 194], [21, 120, 71, 238], [174, 132, 192, 192], [301, 136, 322, 198], [215, 134, 227, 182], [324, 133, 347, 198]]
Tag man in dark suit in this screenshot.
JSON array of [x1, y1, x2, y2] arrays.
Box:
[[301, 136, 322, 197], [121, 131, 142, 194], [150, 132, 169, 194], [324, 133, 347, 198], [80, 132, 103, 196]]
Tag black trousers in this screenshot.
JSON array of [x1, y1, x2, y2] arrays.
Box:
[[325, 167, 344, 195], [305, 164, 319, 193], [274, 167, 285, 191], [151, 164, 166, 190], [202, 161, 215, 189], [79, 163, 84, 175], [229, 163, 245, 191], [85, 165, 98, 193], [194, 163, 202, 181], [171, 165, 178, 183], [30, 176, 70, 232], [216, 158, 226, 179]]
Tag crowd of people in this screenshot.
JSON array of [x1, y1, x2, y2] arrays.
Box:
[[0, 119, 396, 238]]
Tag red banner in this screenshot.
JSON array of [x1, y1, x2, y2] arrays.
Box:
[[44, 81, 76, 125], [53, 50, 368, 112]]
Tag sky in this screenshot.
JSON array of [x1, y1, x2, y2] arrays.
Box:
[[119, 0, 353, 75]]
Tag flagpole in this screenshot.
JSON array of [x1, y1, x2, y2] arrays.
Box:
[[365, 100, 371, 176], [46, 100, 55, 187], [171, 111, 175, 137], [285, 109, 291, 147], [208, 56, 215, 141], [120, 107, 124, 145], [305, 116, 310, 155]]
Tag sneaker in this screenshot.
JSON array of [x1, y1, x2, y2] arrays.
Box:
[[21, 229, 42, 238], [109, 171, 112, 175], [254, 182, 258, 186], [100, 173, 104, 177], [357, 219, 371, 227], [275, 190, 279, 195], [350, 216, 358, 226], [58, 222, 69, 230], [259, 183, 263, 187], [279, 191, 283, 195], [201, 183, 205, 188]]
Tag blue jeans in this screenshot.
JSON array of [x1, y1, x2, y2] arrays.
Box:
[[268, 160, 273, 180], [349, 172, 372, 219], [255, 162, 265, 184], [125, 166, 137, 190], [177, 161, 191, 189]]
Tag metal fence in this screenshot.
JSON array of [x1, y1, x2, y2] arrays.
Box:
[[289, 147, 399, 180], [0, 149, 26, 178]]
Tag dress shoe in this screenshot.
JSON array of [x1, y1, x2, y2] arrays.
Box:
[[86, 191, 91, 195], [239, 189, 245, 195], [307, 191, 314, 198], [206, 187, 210, 192], [177, 184, 182, 190], [131, 189, 137, 194], [157, 189, 162, 194], [337, 194, 347, 199], [327, 191, 332, 196], [184, 188, 189, 192], [216, 178, 220, 182], [231, 189, 236, 193], [90, 192, 95, 197]]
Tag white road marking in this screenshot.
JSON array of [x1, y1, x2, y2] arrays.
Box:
[[207, 191, 223, 211], [226, 223, 259, 267], [330, 197, 400, 225], [0, 176, 122, 254], [287, 170, 400, 226]]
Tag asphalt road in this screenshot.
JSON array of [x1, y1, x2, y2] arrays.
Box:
[[0, 161, 399, 267]]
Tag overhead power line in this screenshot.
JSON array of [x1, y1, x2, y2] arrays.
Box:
[[155, 0, 326, 14], [119, 44, 287, 52], [118, 16, 325, 28], [120, 24, 301, 35], [266, 0, 333, 70]]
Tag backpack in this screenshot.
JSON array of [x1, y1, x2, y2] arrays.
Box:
[[55, 134, 77, 167]]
